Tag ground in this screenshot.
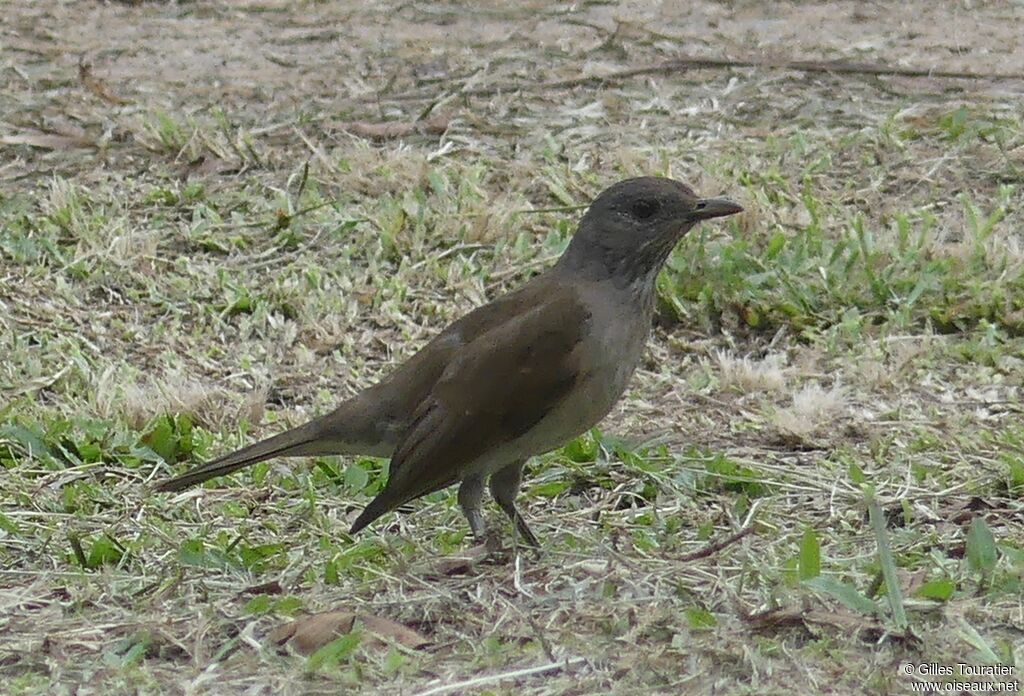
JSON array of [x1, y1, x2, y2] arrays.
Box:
[[2, 1, 1024, 694]]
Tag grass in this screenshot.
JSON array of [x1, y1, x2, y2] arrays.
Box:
[[3, 1, 1024, 694]]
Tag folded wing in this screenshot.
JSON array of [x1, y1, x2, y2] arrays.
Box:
[[349, 286, 591, 534]]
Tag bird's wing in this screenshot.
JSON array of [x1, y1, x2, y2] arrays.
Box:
[[349, 286, 591, 532]]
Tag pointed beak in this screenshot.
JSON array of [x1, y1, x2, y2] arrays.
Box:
[[689, 197, 744, 221]]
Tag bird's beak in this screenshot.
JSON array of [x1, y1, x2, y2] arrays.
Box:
[[689, 197, 744, 221]]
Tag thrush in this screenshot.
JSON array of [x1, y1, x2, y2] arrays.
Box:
[[156, 177, 742, 545]]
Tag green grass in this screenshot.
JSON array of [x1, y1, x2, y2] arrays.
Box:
[[3, 2, 1024, 694]]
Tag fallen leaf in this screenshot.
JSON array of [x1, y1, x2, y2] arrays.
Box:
[[744, 604, 877, 634], [431, 540, 493, 576], [739, 602, 918, 645], [422, 534, 508, 577], [268, 610, 429, 655], [181, 154, 243, 177], [947, 496, 994, 525], [359, 614, 431, 650]]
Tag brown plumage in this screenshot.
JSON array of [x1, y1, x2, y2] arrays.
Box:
[[156, 177, 742, 545]]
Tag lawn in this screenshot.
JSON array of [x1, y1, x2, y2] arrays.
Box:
[[2, 1, 1023, 694]]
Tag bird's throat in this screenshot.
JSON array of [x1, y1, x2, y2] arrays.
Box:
[[556, 233, 678, 298]]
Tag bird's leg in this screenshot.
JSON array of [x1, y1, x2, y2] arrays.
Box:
[[489, 460, 540, 547], [457, 475, 487, 542]]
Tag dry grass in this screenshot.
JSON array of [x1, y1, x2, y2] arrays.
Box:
[[3, 1, 1024, 694]]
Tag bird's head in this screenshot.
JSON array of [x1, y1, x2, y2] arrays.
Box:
[[558, 177, 742, 286]]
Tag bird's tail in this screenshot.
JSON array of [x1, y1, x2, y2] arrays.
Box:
[[154, 419, 337, 492]]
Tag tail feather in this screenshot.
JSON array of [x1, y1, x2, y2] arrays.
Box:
[[155, 420, 331, 492]]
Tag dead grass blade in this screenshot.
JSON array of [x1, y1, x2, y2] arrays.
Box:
[[0, 131, 93, 150], [378, 55, 1024, 103], [328, 114, 450, 141], [78, 56, 131, 105]]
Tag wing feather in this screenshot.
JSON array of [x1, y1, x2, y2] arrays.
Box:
[[349, 286, 590, 533]]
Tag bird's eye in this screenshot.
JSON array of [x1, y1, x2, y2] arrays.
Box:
[[631, 198, 660, 219]]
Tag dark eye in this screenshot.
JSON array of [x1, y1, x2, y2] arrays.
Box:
[[631, 198, 661, 219]]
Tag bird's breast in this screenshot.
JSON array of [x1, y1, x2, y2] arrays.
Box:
[[575, 289, 652, 411], [503, 286, 652, 459]]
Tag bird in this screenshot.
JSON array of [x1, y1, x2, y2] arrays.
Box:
[[156, 177, 742, 546]]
